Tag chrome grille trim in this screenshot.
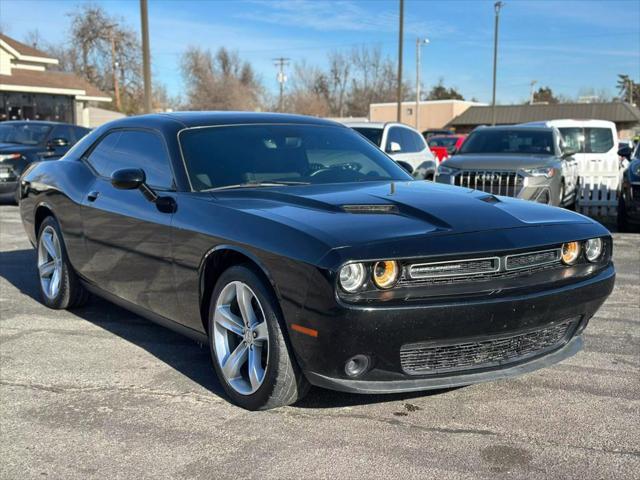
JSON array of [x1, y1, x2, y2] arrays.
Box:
[[505, 248, 561, 271], [409, 256, 500, 279], [454, 170, 524, 197]]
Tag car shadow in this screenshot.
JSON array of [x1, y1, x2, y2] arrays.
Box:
[[1, 248, 459, 409]]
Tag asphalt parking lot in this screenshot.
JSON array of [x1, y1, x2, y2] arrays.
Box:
[[0, 204, 638, 480]]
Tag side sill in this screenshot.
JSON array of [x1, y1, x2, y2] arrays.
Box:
[[81, 281, 209, 344]]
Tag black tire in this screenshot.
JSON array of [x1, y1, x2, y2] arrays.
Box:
[[36, 216, 89, 309], [617, 196, 629, 232], [208, 265, 309, 410]]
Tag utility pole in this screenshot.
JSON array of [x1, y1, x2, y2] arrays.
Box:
[[529, 80, 537, 105], [396, 0, 404, 122], [140, 0, 152, 114], [415, 37, 429, 129], [273, 57, 290, 112], [491, 1, 504, 126], [629, 78, 634, 105], [108, 27, 122, 112]]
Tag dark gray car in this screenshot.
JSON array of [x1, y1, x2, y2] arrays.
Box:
[[435, 126, 579, 207]]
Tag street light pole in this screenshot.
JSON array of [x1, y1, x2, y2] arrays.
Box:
[[140, 0, 152, 114], [415, 37, 429, 129], [491, 1, 504, 126], [396, 0, 404, 122], [529, 79, 537, 105]]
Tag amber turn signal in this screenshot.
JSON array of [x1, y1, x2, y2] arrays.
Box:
[[561, 242, 580, 265], [372, 260, 399, 289]]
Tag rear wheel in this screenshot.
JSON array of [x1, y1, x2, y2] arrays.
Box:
[[36, 216, 89, 309], [208, 265, 309, 410]]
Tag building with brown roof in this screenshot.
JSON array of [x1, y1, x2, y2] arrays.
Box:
[[0, 33, 121, 126], [446, 102, 640, 138]]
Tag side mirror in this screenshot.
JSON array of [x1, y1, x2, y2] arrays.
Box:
[[111, 168, 146, 190], [386, 141, 402, 153], [396, 160, 414, 175], [448, 146, 458, 156], [49, 137, 69, 148], [561, 149, 576, 159], [618, 145, 632, 160]]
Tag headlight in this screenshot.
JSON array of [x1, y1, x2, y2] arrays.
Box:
[[561, 241, 580, 265], [437, 164, 456, 175], [584, 238, 603, 262], [372, 261, 399, 289], [0, 153, 21, 162], [338, 263, 366, 293], [522, 167, 555, 178]]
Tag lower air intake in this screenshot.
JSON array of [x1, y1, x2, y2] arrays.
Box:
[[400, 320, 576, 375]]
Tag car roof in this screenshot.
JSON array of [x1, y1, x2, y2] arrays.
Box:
[[475, 125, 555, 132], [345, 121, 421, 132], [520, 119, 616, 129], [155, 111, 345, 128]]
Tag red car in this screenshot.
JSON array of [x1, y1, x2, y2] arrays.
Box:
[[428, 135, 466, 162]]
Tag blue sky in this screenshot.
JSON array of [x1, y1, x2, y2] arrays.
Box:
[[1, 0, 639, 104]]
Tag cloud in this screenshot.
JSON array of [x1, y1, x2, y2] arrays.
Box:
[[237, 0, 456, 37]]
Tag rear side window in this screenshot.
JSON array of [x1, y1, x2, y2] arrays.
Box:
[[85, 130, 174, 189], [559, 127, 614, 154]]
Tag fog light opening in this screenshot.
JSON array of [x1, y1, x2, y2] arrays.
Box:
[[344, 354, 370, 377]]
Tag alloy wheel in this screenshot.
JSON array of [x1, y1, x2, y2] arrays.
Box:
[[213, 281, 269, 395], [37, 225, 63, 300]]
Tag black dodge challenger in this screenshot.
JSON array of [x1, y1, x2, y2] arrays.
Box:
[[18, 112, 615, 410]]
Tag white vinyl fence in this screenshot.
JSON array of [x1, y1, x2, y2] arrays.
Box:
[[576, 158, 621, 218]]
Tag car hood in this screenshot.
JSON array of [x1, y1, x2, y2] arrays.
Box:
[[445, 153, 557, 170], [209, 181, 598, 261]]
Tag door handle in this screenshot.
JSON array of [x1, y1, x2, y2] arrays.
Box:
[[87, 191, 100, 202]]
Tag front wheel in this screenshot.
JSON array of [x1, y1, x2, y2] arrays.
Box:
[[208, 265, 309, 410]]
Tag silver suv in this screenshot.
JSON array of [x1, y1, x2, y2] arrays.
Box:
[[346, 122, 437, 179], [435, 126, 579, 207]]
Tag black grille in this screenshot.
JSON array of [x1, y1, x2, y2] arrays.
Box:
[[505, 249, 560, 271], [632, 185, 640, 200], [409, 257, 499, 279], [400, 320, 575, 375], [454, 170, 523, 197]]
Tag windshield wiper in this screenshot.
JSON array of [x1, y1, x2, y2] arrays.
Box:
[[205, 180, 311, 192]]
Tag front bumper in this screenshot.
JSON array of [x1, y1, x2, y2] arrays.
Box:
[[0, 179, 18, 195], [294, 264, 614, 393]]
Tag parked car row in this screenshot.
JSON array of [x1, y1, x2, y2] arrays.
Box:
[[0, 121, 90, 202], [617, 142, 640, 230]]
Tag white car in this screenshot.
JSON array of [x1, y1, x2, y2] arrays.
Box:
[[346, 122, 437, 179], [521, 119, 620, 183]]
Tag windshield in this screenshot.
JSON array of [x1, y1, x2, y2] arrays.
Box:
[[352, 127, 383, 147], [428, 136, 458, 148], [0, 123, 51, 145], [559, 127, 614, 154], [460, 129, 554, 155], [179, 124, 411, 191]]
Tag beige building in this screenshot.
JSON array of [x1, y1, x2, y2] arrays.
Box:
[[0, 33, 117, 127], [369, 99, 485, 132]]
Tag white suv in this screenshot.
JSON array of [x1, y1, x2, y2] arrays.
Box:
[[346, 122, 437, 179]]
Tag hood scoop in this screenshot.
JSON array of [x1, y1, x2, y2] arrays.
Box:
[[479, 195, 501, 204], [341, 204, 400, 215]]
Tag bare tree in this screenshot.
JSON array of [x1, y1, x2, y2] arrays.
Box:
[[181, 46, 262, 111]]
